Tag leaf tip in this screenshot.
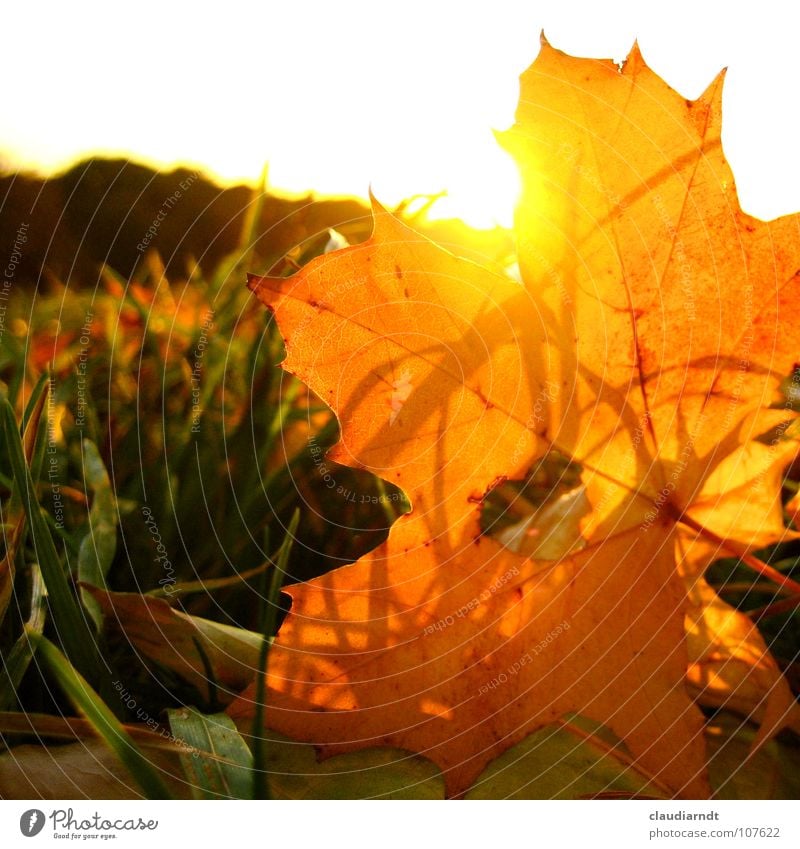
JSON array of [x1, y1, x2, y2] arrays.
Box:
[[698, 66, 728, 110], [367, 187, 389, 216], [623, 40, 646, 74]]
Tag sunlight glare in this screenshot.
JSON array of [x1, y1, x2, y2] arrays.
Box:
[[420, 143, 522, 229]]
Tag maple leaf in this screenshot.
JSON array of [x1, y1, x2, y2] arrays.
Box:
[[230, 39, 800, 798]]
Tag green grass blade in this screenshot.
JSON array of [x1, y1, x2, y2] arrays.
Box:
[[167, 707, 253, 799], [76, 439, 118, 630], [251, 509, 299, 799], [1, 399, 102, 681], [29, 631, 172, 799], [3, 372, 48, 526], [1, 380, 49, 626], [20, 371, 50, 437], [0, 566, 46, 710], [145, 558, 272, 599], [236, 162, 269, 272]]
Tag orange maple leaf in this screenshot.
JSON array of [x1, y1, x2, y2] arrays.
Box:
[[231, 39, 800, 798]]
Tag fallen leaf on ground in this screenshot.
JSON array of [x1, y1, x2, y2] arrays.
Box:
[[89, 589, 262, 703]]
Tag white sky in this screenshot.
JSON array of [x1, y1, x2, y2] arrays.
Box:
[[1, 0, 799, 227]]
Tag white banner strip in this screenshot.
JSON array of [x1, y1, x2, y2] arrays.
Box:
[[1, 800, 797, 848]]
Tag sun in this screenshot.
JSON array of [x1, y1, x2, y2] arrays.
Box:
[[414, 143, 522, 230], [350, 136, 523, 231]]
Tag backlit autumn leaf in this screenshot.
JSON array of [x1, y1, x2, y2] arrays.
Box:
[[230, 38, 800, 798]]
